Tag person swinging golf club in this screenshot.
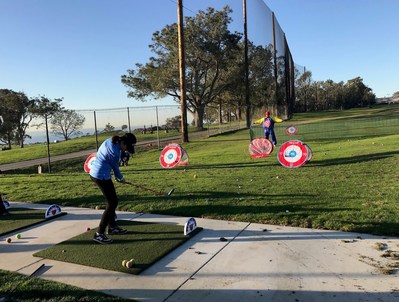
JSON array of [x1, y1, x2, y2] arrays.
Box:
[[90, 133, 136, 244]]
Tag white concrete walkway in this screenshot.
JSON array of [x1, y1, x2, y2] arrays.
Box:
[[1, 202, 399, 302]]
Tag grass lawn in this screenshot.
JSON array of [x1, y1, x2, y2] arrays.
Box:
[[1, 105, 398, 236], [0, 269, 133, 302], [0, 104, 398, 300]]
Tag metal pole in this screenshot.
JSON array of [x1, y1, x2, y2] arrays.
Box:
[[177, 0, 188, 142], [94, 111, 99, 150], [272, 12, 278, 116], [243, 0, 251, 128], [127, 107, 131, 132], [155, 106, 160, 149], [45, 114, 51, 173]]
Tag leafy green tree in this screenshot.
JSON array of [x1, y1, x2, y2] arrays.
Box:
[[121, 6, 242, 129], [344, 77, 375, 108], [103, 123, 115, 133], [50, 109, 85, 141], [0, 89, 36, 148], [165, 115, 181, 130], [31, 96, 63, 173], [294, 69, 313, 112]]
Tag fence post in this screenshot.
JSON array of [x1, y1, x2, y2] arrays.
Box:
[[94, 111, 99, 150], [155, 106, 160, 149], [127, 107, 131, 132]]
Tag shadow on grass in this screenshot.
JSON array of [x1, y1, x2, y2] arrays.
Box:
[[310, 150, 399, 166], [341, 220, 399, 236]]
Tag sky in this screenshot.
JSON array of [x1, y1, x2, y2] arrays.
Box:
[[0, 0, 398, 113]]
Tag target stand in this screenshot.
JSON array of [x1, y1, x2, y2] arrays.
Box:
[[160, 144, 189, 168], [277, 140, 309, 168], [249, 138, 274, 158], [84, 153, 97, 173]]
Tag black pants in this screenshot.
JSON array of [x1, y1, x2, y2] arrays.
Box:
[[90, 176, 118, 234], [0, 194, 7, 215]]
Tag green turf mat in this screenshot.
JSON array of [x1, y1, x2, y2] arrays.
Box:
[[34, 220, 202, 275], [0, 208, 67, 237]]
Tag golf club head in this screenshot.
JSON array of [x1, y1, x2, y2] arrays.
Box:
[[167, 188, 175, 197]]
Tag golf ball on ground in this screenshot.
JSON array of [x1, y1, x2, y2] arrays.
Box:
[[6, 238, 11, 243], [126, 259, 135, 268], [15, 234, 21, 239]]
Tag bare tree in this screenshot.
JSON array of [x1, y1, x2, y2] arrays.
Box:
[[50, 109, 85, 140]]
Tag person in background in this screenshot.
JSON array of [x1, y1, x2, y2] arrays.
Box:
[[254, 111, 283, 146], [89, 133, 136, 244]]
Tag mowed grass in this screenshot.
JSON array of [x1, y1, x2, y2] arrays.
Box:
[[0, 269, 133, 302], [0, 105, 398, 301], [1, 105, 398, 236]]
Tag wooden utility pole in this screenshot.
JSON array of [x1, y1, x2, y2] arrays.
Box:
[[243, 0, 251, 128], [177, 0, 188, 142]]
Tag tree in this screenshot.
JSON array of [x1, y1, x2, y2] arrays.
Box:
[[165, 115, 181, 130], [0, 89, 36, 148], [344, 77, 375, 108], [121, 124, 128, 132], [392, 91, 399, 99], [50, 109, 85, 141], [121, 6, 242, 130], [31, 96, 63, 173], [103, 123, 115, 133]]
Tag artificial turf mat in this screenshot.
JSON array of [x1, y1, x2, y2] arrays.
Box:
[[33, 220, 202, 275], [0, 208, 67, 237]]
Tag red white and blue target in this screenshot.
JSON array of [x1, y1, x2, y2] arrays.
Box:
[[160, 144, 183, 168], [285, 125, 298, 135], [84, 153, 97, 173], [45, 204, 62, 219], [277, 140, 308, 168], [249, 138, 273, 158]]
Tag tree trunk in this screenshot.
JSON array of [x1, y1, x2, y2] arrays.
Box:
[[193, 104, 205, 129]]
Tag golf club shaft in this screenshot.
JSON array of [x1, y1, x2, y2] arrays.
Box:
[[123, 181, 164, 196]]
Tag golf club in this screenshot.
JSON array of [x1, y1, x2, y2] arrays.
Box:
[[124, 181, 175, 197]]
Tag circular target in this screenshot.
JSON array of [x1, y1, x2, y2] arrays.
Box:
[[249, 138, 273, 158], [277, 140, 308, 168], [160, 144, 182, 168], [84, 153, 97, 173], [285, 125, 298, 135]]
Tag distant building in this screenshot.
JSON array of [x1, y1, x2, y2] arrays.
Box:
[[376, 97, 399, 104]]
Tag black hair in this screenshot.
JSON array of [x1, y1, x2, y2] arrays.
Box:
[[111, 133, 137, 145], [111, 136, 121, 144]]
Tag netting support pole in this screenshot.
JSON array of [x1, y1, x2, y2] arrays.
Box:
[[127, 107, 131, 133], [94, 111, 99, 150], [177, 0, 189, 142], [155, 106, 160, 149], [243, 0, 251, 128]]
